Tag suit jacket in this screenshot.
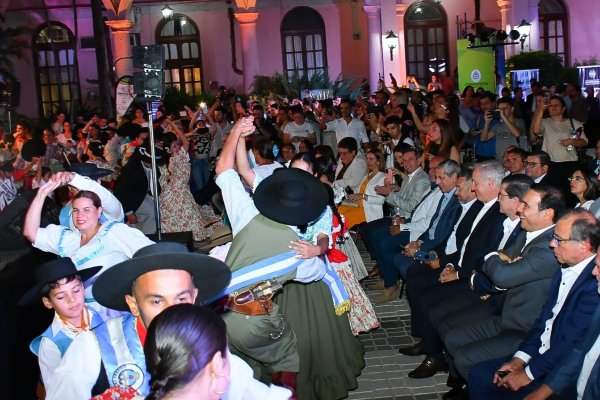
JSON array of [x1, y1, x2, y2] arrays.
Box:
[[446, 202, 505, 279], [417, 193, 461, 253], [360, 171, 386, 222], [471, 222, 523, 295], [517, 258, 600, 380], [113, 158, 159, 214], [334, 151, 368, 194], [544, 302, 600, 399], [438, 200, 484, 266], [386, 167, 430, 218], [481, 227, 561, 331]]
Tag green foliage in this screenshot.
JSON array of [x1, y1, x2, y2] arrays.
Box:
[[250, 71, 366, 100], [573, 56, 599, 67], [506, 51, 565, 86], [161, 86, 202, 116]]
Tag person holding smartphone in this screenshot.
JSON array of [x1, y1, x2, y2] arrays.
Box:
[[480, 97, 526, 161]]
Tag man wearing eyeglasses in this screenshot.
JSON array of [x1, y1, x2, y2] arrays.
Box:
[[469, 209, 600, 399], [525, 151, 575, 208]]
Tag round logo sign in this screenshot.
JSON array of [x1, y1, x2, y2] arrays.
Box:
[[113, 363, 145, 390], [470, 69, 482, 83]]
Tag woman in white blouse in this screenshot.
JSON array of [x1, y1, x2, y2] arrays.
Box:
[[569, 168, 599, 210]]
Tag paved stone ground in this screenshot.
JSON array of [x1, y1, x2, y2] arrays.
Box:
[[347, 240, 448, 400]]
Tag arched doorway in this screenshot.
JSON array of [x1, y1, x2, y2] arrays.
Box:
[[33, 22, 80, 117], [281, 6, 328, 78], [156, 14, 203, 95], [404, 1, 449, 83]]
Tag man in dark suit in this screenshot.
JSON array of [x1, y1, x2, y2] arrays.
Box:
[[399, 161, 506, 378], [525, 151, 573, 207], [468, 209, 600, 399], [439, 183, 565, 399], [113, 141, 164, 234], [524, 260, 600, 400], [392, 160, 463, 279]]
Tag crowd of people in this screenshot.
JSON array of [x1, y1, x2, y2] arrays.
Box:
[[2, 74, 600, 400]]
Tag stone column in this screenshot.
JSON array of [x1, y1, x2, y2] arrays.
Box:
[[234, 12, 260, 93], [363, 5, 383, 93], [497, 0, 514, 57], [105, 19, 134, 78], [395, 3, 409, 86]]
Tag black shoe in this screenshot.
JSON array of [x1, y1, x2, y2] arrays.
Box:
[[398, 341, 423, 356], [442, 386, 468, 400], [407, 356, 448, 379]]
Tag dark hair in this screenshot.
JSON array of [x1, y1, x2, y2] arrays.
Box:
[[87, 141, 105, 158], [299, 139, 314, 154], [572, 168, 600, 202], [252, 104, 264, 112], [480, 91, 496, 103], [496, 96, 514, 107], [393, 143, 417, 156], [162, 132, 178, 153], [425, 118, 456, 160], [214, 106, 228, 115], [290, 152, 318, 174], [145, 304, 227, 400], [252, 137, 275, 161], [458, 167, 473, 181], [314, 155, 336, 183], [290, 105, 304, 116], [314, 145, 336, 166], [530, 183, 565, 222], [528, 151, 550, 166], [558, 209, 600, 250], [339, 98, 353, 107], [383, 115, 402, 127], [549, 95, 568, 117], [502, 174, 534, 200], [73, 190, 102, 208], [506, 147, 527, 161], [337, 137, 358, 154], [461, 85, 474, 98], [40, 274, 82, 298]]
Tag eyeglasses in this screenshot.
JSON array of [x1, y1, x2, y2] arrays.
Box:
[[523, 161, 541, 167], [497, 193, 511, 200], [568, 176, 585, 182], [551, 233, 577, 246]]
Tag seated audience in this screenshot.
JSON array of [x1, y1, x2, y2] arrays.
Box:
[[569, 168, 600, 209], [334, 137, 368, 194]]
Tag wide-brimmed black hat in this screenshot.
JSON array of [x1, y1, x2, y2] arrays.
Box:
[[19, 258, 101, 305], [70, 162, 113, 180], [92, 242, 231, 311], [138, 143, 166, 165], [21, 138, 46, 162], [253, 168, 328, 226], [117, 122, 142, 138]]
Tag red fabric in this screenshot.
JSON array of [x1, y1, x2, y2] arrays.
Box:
[[136, 317, 147, 347], [90, 385, 140, 400]]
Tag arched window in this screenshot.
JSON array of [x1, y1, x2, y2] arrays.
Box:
[[281, 6, 328, 78], [404, 1, 449, 83], [33, 22, 80, 118], [539, 0, 569, 65], [156, 14, 203, 95]]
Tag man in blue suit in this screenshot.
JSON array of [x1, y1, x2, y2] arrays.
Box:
[[523, 252, 600, 400], [392, 159, 463, 279], [468, 209, 600, 399]]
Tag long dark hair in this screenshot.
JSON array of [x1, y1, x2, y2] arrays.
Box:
[[145, 304, 227, 400]]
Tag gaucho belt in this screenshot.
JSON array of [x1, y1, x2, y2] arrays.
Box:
[[226, 279, 283, 316]]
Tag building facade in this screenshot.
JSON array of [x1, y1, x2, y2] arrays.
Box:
[[2, 0, 597, 118]]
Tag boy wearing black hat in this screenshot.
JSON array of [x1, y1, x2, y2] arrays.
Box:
[[19, 258, 103, 391], [44, 242, 291, 400]]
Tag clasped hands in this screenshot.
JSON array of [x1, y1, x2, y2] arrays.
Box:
[[493, 357, 532, 392]]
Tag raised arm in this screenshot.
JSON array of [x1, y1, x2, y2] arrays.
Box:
[[235, 135, 256, 187], [23, 179, 61, 243], [216, 116, 255, 175], [166, 119, 189, 151]]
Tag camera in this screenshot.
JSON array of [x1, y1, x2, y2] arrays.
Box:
[[380, 133, 390, 142], [491, 110, 502, 120]]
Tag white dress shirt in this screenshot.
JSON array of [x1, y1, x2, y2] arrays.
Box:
[[514, 254, 595, 380], [498, 216, 521, 250], [458, 198, 497, 267], [577, 333, 600, 399], [445, 198, 477, 255], [326, 117, 369, 144], [400, 187, 443, 241]]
